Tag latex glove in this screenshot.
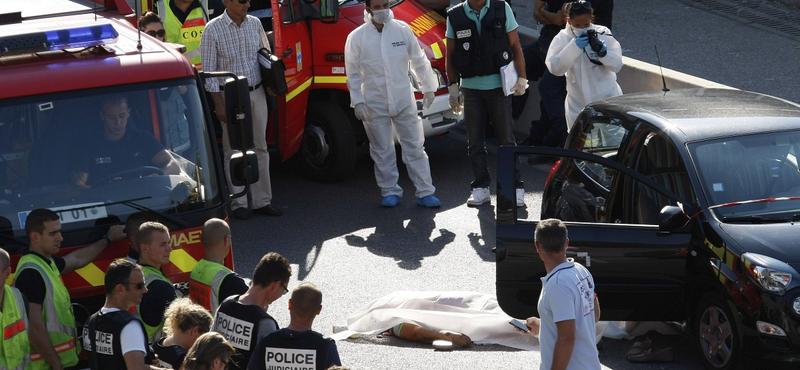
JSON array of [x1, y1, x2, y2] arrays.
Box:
[[354, 103, 367, 121], [512, 77, 528, 96], [599, 41, 607, 55], [448, 84, 463, 115], [422, 92, 435, 110], [575, 33, 589, 49]]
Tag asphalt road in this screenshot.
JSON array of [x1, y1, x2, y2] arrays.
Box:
[[226, 1, 800, 369]]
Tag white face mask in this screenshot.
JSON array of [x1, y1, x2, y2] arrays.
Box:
[[371, 9, 390, 24], [570, 24, 588, 37]]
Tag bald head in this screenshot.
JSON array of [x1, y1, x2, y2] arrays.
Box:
[[201, 218, 230, 261], [290, 283, 322, 319], [0, 248, 9, 271], [0, 248, 11, 282]]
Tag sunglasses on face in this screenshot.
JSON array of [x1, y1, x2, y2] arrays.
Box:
[[237, 0, 251, 4], [146, 29, 166, 38], [123, 281, 146, 290]]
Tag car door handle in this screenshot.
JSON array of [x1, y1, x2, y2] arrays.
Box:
[[283, 48, 293, 58]]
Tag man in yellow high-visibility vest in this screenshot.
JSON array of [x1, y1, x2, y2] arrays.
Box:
[[157, 0, 209, 68], [15, 208, 125, 370], [0, 247, 31, 370]]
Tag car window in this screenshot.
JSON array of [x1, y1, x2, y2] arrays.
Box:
[[690, 130, 800, 220], [537, 117, 630, 223], [565, 117, 629, 188], [629, 133, 694, 225]]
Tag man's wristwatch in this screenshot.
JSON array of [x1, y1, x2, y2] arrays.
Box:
[[102, 234, 112, 246], [448, 81, 458, 87]]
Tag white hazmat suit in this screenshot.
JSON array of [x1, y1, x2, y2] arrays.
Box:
[[545, 24, 623, 132], [345, 9, 438, 198]]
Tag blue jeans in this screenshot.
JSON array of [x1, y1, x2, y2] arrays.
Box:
[[463, 87, 517, 189]]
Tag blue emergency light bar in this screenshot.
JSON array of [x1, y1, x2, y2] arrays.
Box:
[[0, 22, 118, 57]]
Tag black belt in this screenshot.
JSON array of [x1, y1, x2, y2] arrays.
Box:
[[219, 82, 262, 91]]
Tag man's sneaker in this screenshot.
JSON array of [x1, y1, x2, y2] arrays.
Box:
[[416, 195, 442, 208], [381, 195, 400, 207], [467, 187, 490, 206], [516, 188, 525, 207]]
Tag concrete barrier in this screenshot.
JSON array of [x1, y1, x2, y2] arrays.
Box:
[[513, 26, 734, 136]]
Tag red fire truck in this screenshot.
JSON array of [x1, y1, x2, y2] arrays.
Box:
[[266, 0, 457, 182], [0, 0, 242, 309]]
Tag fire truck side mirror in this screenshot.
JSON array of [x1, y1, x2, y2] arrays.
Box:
[[229, 150, 259, 187], [224, 77, 254, 151], [319, 0, 339, 24]]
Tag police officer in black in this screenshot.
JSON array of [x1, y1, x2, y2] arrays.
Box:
[[445, 0, 527, 208], [248, 283, 341, 370], [212, 252, 291, 370], [84, 260, 159, 370]]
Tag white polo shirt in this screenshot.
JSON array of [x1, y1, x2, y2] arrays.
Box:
[[537, 260, 601, 370]]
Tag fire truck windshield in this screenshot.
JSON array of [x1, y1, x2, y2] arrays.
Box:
[[0, 78, 221, 244]]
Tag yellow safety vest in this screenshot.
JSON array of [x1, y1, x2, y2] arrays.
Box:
[[14, 255, 79, 370], [188, 259, 233, 313], [158, 0, 208, 69], [0, 284, 31, 370], [134, 265, 176, 342]]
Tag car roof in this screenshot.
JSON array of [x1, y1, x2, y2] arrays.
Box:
[[587, 88, 800, 143]]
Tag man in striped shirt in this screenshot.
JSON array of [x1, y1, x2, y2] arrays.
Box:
[[200, 0, 282, 220]]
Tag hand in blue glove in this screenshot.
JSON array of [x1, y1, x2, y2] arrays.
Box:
[[575, 33, 589, 49], [600, 41, 607, 54]]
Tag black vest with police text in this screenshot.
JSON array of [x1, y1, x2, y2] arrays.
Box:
[[255, 329, 332, 370], [85, 310, 152, 370], [214, 295, 278, 370], [448, 0, 513, 78]]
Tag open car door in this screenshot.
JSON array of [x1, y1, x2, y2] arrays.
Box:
[[495, 146, 695, 321]]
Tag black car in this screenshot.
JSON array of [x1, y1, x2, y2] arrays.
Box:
[[495, 89, 800, 369]]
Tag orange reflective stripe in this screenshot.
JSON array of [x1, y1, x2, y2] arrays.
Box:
[[30, 338, 77, 360], [3, 319, 25, 339]]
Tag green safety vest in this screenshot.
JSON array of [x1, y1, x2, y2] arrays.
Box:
[[0, 284, 31, 370], [188, 259, 233, 313], [14, 255, 79, 370], [135, 266, 176, 342], [158, 0, 208, 68]]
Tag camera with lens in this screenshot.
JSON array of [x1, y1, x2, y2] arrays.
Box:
[[585, 29, 607, 57]]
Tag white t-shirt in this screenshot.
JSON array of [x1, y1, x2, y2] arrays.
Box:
[[83, 307, 148, 356], [537, 260, 601, 370]]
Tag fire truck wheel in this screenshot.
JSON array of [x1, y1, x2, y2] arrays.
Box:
[[300, 100, 357, 182]]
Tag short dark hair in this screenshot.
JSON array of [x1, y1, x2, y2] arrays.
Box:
[[105, 259, 141, 296], [290, 283, 322, 319], [534, 218, 568, 253], [126, 212, 157, 245], [138, 11, 163, 31], [138, 221, 170, 246], [100, 94, 129, 113], [252, 252, 291, 288], [25, 209, 60, 237]]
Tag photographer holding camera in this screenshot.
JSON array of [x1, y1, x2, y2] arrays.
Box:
[[545, 0, 622, 133]]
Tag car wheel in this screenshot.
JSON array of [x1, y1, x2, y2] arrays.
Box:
[[694, 293, 741, 370], [299, 100, 357, 183]]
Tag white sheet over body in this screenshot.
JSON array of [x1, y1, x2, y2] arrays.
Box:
[[329, 291, 541, 351]]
